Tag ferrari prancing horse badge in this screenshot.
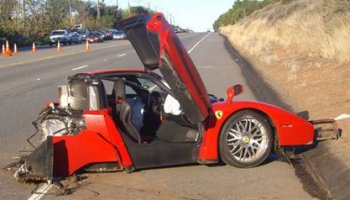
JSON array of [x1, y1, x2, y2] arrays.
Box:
[[215, 111, 223, 119]]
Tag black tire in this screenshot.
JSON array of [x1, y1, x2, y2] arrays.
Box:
[[49, 42, 53, 47], [219, 110, 273, 168]]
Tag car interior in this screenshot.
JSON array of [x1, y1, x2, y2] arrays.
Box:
[[100, 74, 200, 144], [100, 73, 202, 168]]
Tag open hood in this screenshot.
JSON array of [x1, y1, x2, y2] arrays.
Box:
[[120, 13, 210, 125]]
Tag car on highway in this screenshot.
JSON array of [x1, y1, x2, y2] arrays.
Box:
[[98, 31, 106, 40], [77, 29, 90, 42], [61, 32, 82, 45], [112, 30, 127, 40], [86, 32, 104, 43], [49, 29, 68, 46], [104, 30, 114, 40], [13, 13, 317, 183]]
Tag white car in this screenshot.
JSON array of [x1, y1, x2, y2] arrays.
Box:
[[49, 30, 68, 46], [112, 30, 127, 40]]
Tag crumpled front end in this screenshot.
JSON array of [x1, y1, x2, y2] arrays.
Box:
[[10, 106, 124, 183], [11, 102, 84, 183], [7, 74, 127, 183]]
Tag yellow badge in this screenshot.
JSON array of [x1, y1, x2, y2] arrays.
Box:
[[215, 111, 223, 119]]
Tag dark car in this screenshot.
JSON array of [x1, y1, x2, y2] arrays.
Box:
[[61, 32, 82, 45], [77, 29, 90, 42], [11, 13, 318, 183], [103, 30, 113, 40], [86, 32, 104, 43], [98, 31, 106, 40]]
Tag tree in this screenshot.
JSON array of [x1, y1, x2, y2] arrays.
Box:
[[213, 0, 272, 31], [0, 1, 153, 45]]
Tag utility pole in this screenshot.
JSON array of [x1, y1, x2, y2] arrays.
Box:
[[68, 0, 73, 25], [128, 0, 131, 16], [97, 0, 100, 19], [22, 0, 25, 18]]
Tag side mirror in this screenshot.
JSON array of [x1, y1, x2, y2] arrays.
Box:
[[233, 84, 243, 96], [226, 84, 244, 103]]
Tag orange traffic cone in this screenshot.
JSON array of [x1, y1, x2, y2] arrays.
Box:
[[14, 43, 17, 53], [5, 40, 12, 52], [32, 42, 37, 53], [4, 40, 12, 56], [5, 40, 9, 50], [85, 40, 90, 51], [2, 44, 5, 56], [57, 41, 61, 52]]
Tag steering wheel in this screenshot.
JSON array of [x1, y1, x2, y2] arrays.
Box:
[[149, 91, 164, 115]]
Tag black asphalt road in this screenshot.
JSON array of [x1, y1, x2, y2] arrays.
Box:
[[0, 34, 315, 199]]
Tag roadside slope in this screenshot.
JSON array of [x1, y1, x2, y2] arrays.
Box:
[[219, 0, 350, 199]]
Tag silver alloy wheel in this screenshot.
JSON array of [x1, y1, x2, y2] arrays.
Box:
[[226, 117, 269, 163]]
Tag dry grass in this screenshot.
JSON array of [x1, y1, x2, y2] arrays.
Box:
[[220, 0, 350, 167], [221, 0, 350, 64]]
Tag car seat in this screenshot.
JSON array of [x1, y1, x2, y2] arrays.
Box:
[[113, 78, 141, 143]]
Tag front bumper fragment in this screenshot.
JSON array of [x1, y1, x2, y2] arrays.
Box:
[[310, 119, 341, 141], [15, 137, 53, 183]]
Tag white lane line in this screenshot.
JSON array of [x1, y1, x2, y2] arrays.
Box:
[[118, 53, 127, 57], [187, 33, 211, 54], [27, 183, 52, 200], [72, 64, 89, 71]]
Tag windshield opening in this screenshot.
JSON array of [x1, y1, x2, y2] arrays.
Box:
[[159, 52, 202, 126]]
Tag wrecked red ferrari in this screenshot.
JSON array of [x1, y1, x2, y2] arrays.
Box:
[[13, 13, 317, 182]]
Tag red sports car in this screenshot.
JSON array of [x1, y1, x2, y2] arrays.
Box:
[[14, 13, 316, 182]]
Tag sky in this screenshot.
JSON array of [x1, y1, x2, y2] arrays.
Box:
[[103, 0, 235, 32]]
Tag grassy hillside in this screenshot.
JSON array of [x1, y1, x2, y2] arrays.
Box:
[[220, 0, 350, 166], [221, 0, 350, 63]]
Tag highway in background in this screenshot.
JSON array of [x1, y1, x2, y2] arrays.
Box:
[[0, 33, 315, 200]]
